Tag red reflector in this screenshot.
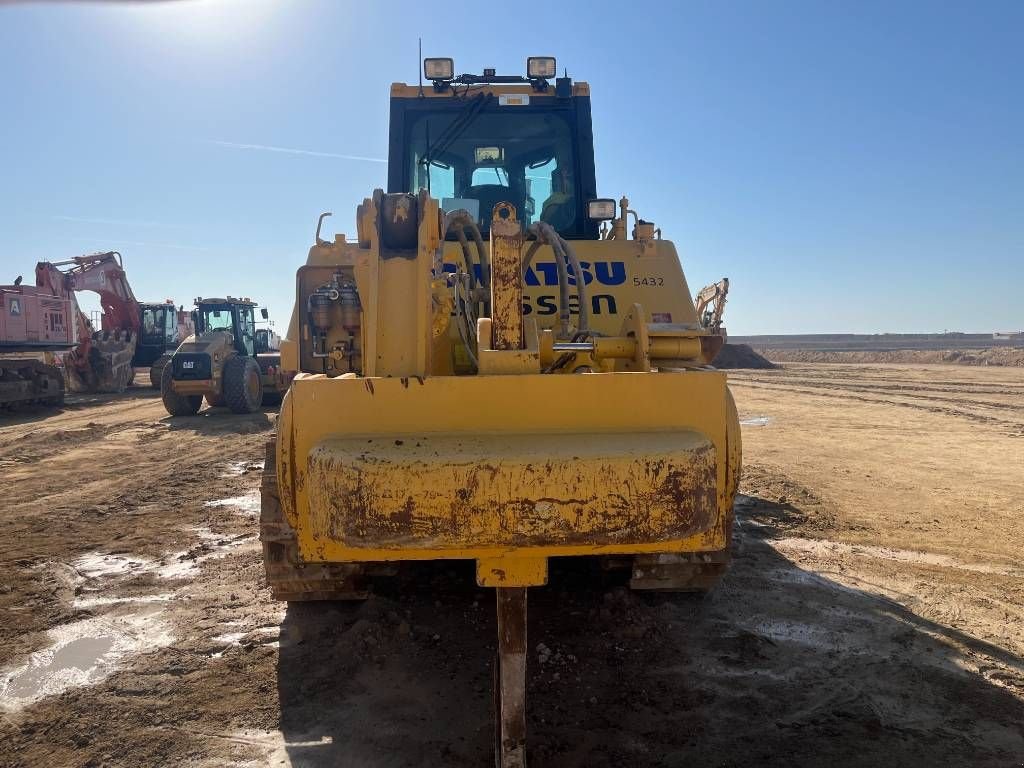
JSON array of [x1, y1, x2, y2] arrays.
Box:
[[651, 312, 672, 323]]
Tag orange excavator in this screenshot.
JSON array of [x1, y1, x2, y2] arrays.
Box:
[[2, 252, 191, 407], [35, 252, 142, 393]]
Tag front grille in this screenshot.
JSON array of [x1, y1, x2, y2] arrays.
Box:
[[172, 353, 212, 380]]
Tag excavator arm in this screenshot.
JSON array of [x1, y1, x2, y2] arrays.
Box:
[[695, 277, 729, 335], [37, 252, 141, 335], [35, 252, 141, 393]]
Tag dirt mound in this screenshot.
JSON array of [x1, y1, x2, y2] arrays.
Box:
[[714, 343, 779, 369], [762, 347, 1024, 367]]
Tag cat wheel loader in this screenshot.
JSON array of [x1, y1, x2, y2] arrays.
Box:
[[261, 57, 741, 766], [160, 297, 284, 416]]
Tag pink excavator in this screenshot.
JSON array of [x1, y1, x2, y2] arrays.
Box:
[[1, 251, 191, 408]]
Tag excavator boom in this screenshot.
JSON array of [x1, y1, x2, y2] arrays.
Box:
[[695, 277, 730, 335], [36, 252, 141, 393]]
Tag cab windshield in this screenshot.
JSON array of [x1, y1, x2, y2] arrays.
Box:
[[405, 103, 579, 235], [140, 306, 168, 342], [199, 305, 234, 333]]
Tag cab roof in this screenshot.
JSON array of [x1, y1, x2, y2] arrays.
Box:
[[196, 297, 257, 306], [390, 82, 589, 99]]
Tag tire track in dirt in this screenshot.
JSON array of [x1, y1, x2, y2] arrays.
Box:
[[734, 375, 1024, 412], [730, 379, 1024, 432]]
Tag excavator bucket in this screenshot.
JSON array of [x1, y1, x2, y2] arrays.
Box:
[[65, 330, 137, 393]]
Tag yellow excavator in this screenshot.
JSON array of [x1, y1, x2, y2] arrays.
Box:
[[261, 57, 741, 766], [695, 277, 730, 336]]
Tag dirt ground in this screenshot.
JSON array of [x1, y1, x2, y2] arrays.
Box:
[[761, 347, 1024, 366], [1, 362, 1023, 767]]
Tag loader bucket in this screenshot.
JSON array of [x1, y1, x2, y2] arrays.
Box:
[[65, 330, 137, 393]]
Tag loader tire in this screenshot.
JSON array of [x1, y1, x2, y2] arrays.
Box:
[[223, 356, 263, 414], [160, 363, 202, 416], [206, 393, 225, 408], [260, 437, 368, 601], [149, 355, 170, 389]]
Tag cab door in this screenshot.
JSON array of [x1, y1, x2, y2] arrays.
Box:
[[164, 306, 176, 347], [235, 306, 256, 357], [21, 295, 38, 342]]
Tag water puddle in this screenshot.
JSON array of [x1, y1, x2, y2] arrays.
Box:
[[740, 416, 772, 427], [7, 530, 255, 709], [156, 553, 200, 580], [0, 614, 173, 709], [213, 632, 247, 645], [73, 593, 175, 610], [74, 553, 152, 580], [220, 460, 264, 478], [205, 492, 260, 517], [4, 635, 114, 698]]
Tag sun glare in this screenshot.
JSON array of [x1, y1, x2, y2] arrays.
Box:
[[118, 0, 282, 46]]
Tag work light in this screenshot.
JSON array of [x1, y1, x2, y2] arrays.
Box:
[[527, 57, 556, 79], [424, 58, 454, 80], [587, 199, 616, 221]]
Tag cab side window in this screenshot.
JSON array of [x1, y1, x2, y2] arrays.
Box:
[[236, 307, 256, 356], [165, 308, 176, 344]]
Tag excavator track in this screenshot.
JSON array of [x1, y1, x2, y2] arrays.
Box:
[[0, 359, 64, 409], [260, 436, 370, 601]]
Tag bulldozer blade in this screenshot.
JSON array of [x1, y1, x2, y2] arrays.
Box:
[[65, 331, 137, 394]]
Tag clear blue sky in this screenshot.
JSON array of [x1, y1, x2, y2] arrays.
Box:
[[1, 0, 1021, 334]]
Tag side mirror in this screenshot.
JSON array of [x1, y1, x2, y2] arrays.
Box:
[[261, 308, 269, 320]]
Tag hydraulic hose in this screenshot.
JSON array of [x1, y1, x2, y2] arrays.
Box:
[[453, 227, 477, 291], [525, 222, 587, 336], [444, 211, 478, 290], [466, 221, 490, 290], [558, 236, 589, 332]]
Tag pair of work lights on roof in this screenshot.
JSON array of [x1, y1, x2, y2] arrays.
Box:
[[423, 57, 557, 82]]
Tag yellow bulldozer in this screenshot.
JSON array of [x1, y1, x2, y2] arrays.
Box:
[[261, 56, 741, 766]]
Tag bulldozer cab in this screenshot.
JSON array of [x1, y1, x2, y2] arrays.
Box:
[[195, 299, 259, 358], [387, 70, 598, 239]]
